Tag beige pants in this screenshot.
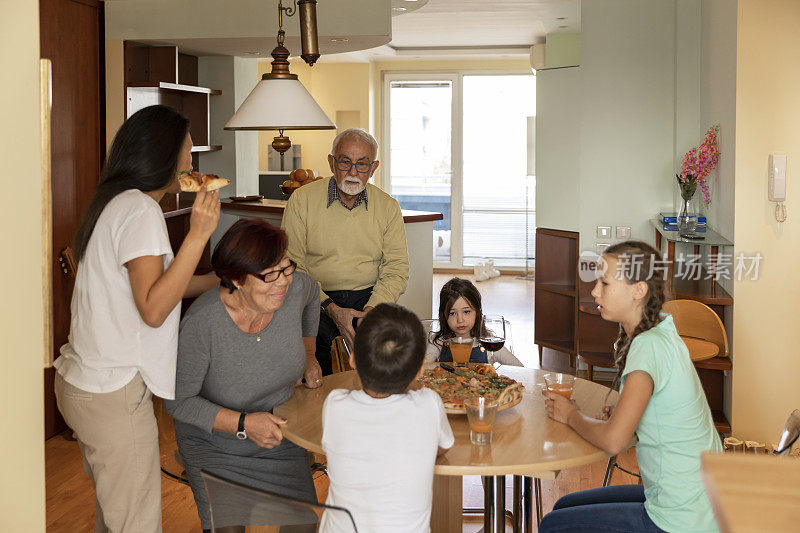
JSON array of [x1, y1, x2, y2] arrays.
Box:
[[55, 372, 162, 533]]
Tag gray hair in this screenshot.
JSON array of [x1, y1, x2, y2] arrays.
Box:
[[331, 128, 379, 159]]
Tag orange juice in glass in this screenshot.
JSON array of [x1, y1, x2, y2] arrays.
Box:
[[448, 337, 474, 366], [543, 373, 576, 400], [465, 396, 498, 445]]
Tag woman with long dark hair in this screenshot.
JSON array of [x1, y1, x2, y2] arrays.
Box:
[[53, 105, 220, 532]]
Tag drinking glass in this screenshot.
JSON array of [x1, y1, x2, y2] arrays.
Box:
[[447, 337, 474, 367], [479, 314, 506, 364], [421, 319, 440, 345], [543, 373, 576, 399], [465, 396, 498, 445]]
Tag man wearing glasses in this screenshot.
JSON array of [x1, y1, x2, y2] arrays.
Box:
[[282, 128, 409, 375]]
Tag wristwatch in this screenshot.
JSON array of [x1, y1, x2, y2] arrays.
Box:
[[321, 298, 333, 315], [235, 412, 247, 440]]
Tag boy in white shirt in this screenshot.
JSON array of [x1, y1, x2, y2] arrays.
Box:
[[320, 303, 454, 533]]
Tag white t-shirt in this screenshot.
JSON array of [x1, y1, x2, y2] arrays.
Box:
[[54, 189, 180, 398], [320, 388, 454, 533]]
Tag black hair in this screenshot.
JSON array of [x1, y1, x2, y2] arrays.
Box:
[[432, 277, 484, 348], [73, 105, 190, 262], [353, 303, 426, 394], [602, 240, 667, 391]]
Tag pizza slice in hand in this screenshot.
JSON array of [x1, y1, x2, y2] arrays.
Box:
[[179, 171, 230, 192]]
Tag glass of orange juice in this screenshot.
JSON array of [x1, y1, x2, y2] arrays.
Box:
[[543, 373, 576, 399], [447, 337, 475, 367], [465, 396, 498, 445]]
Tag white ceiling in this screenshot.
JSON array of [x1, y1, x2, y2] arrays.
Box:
[[323, 0, 580, 62]]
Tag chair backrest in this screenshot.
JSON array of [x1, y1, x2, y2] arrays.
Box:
[[662, 299, 728, 358], [201, 469, 358, 532], [331, 336, 354, 374], [774, 409, 800, 455]]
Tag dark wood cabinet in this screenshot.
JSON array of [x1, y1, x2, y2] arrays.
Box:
[[40, 0, 106, 439]]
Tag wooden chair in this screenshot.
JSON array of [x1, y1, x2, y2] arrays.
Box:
[[662, 299, 728, 361], [331, 336, 354, 374]]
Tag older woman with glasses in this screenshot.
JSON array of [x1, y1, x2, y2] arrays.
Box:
[[166, 218, 322, 533]]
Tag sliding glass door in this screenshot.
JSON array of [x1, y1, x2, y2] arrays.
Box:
[[462, 74, 536, 267], [384, 72, 535, 268], [385, 74, 458, 264]]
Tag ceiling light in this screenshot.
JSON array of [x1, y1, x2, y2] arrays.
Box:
[[330, 38, 349, 43], [244, 51, 262, 55], [225, 0, 335, 170], [393, 7, 407, 12]]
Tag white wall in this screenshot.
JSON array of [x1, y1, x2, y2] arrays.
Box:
[[535, 67, 581, 232], [698, 0, 738, 423], [198, 56, 260, 249], [578, 0, 677, 251], [0, 0, 46, 529]]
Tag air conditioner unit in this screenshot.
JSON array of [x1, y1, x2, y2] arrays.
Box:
[[530, 44, 545, 71]]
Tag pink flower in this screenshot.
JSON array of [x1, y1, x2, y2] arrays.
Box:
[[677, 125, 720, 207]]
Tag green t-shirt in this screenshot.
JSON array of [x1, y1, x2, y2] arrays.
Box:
[[621, 313, 722, 533]]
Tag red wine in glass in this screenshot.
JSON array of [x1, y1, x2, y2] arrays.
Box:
[[480, 336, 505, 352]]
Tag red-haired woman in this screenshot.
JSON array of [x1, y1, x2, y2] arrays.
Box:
[[165, 218, 322, 532]]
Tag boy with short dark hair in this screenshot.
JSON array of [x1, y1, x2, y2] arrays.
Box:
[[320, 303, 454, 533]]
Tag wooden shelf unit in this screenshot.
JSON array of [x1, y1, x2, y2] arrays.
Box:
[[123, 41, 216, 308], [124, 41, 221, 153], [534, 228, 579, 366]]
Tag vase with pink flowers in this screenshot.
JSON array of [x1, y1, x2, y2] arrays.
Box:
[[676, 125, 720, 237]]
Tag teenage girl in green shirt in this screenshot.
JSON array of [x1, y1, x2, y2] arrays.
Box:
[[540, 241, 722, 533]]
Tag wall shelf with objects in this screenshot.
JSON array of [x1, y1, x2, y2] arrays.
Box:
[[123, 41, 222, 216]]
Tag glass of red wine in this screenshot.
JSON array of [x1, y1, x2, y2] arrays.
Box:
[[479, 314, 506, 365]]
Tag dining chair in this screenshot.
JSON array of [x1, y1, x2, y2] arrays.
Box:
[[201, 469, 358, 532], [662, 299, 728, 361], [774, 409, 800, 455], [330, 336, 353, 374]]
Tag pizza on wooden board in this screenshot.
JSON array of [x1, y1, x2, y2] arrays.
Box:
[[179, 171, 231, 192], [418, 363, 524, 410]]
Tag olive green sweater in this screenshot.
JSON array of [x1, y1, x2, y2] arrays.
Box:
[[281, 178, 409, 309]]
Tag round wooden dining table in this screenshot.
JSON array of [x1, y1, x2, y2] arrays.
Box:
[[274, 365, 620, 533]]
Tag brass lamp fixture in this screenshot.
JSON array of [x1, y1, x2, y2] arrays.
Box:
[[224, 0, 334, 170]]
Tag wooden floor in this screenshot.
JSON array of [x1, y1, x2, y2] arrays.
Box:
[[46, 275, 638, 532]]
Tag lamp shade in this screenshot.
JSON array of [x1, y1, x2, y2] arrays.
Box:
[[224, 77, 336, 131]]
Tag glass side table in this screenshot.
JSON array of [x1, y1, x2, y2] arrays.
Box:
[[650, 219, 734, 291]]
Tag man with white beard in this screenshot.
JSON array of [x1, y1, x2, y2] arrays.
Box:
[[282, 128, 409, 375]]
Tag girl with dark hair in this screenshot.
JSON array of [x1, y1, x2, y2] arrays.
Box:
[[425, 278, 522, 366], [166, 218, 323, 533], [540, 241, 722, 533], [53, 105, 221, 532]]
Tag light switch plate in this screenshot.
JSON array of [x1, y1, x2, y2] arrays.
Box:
[[597, 226, 612, 239], [616, 226, 631, 239], [596, 243, 610, 254]]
